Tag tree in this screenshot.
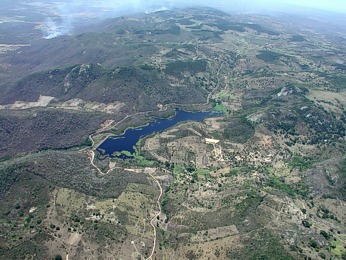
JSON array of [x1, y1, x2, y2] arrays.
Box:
[[302, 220, 311, 228], [310, 240, 318, 248], [320, 230, 330, 240]]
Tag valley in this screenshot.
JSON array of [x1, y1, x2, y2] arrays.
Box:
[[0, 6, 345, 260]]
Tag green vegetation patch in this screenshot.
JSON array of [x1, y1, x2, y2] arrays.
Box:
[[173, 164, 185, 177], [191, 30, 223, 41], [178, 18, 195, 25], [266, 176, 296, 197], [286, 154, 313, 171], [164, 60, 207, 76], [256, 50, 285, 62], [228, 25, 246, 32], [120, 150, 133, 157], [212, 19, 245, 32], [327, 74, 346, 90], [213, 102, 228, 113], [290, 35, 305, 42], [265, 174, 309, 198], [331, 238, 346, 256], [317, 71, 346, 90], [153, 25, 181, 35], [245, 23, 280, 35], [187, 24, 204, 30], [234, 194, 264, 218], [133, 154, 157, 167], [225, 166, 256, 177], [196, 168, 211, 180], [223, 117, 255, 143], [165, 49, 187, 58]]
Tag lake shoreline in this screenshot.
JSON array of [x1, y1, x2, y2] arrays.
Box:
[[96, 109, 222, 159]]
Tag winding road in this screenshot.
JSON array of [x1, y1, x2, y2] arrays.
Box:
[[146, 171, 163, 260], [84, 60, 226, 257]]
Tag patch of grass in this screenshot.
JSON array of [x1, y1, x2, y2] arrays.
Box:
[[196, 169, 211, 180], [173, 164, 185, 176], [121, 150, 133, 157], [133, 154, 156, 167], [266, 176, 296, 197], [286, 154, 313, 171], [331, 238, 346, 256], [213, 103, 228, 113]]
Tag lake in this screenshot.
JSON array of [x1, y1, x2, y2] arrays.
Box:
[[96, 110, 220, 159]]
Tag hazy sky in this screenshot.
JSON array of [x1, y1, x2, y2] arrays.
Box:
[[273, 0, 346, 12], [189, 0, 346, 13], [44, 0, 346, 14], [77, 0, 346, 13]]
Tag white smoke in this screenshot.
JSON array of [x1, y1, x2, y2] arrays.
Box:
[[39, 0, 183, 38], [41, 18, 71, 39]]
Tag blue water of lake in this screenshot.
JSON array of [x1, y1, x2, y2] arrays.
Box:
[[96, 110, 221, 159]]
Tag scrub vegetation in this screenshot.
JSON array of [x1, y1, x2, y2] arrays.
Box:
[[0, 6, 345, 260]]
